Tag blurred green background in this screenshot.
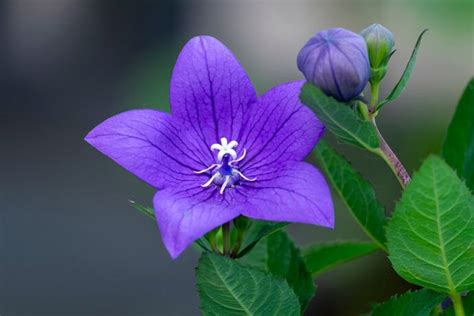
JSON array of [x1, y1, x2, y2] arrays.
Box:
[[2, 0, 473, 315]]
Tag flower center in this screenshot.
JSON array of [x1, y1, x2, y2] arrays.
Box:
[[194, 137, 256, 194]]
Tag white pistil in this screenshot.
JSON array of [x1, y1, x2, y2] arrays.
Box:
[[220, 176, 232, 194], [197, 137, 256, 194], [211, 137, 238, 161], [201, 173, 220, 188]]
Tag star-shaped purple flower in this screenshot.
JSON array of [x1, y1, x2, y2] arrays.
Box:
[[85, 36, 334, 259]]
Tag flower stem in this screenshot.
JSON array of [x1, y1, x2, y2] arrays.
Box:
[[369, 80, 380, 111], [230, 229, 245, 258], [372, 119, 411, 188], [451, 292, 465, 316], [368, 80, 410, 188], [222, 222, 231, 256]]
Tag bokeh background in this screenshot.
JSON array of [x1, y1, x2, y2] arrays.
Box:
[[2, 0, 473, 315]]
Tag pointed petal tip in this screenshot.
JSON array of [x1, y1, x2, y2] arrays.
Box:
[[83, 124, 107, 149], [166, 245, 184, 260], [153, 189, 241, 261], [83, 129, 98, 146], [186, 34, 221, 47], [323, 216, 335, 229]]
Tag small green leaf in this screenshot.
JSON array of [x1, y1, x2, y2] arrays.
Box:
[[129, 200, 155, 220], [386, 155, 474, 294], [197, 253, 301, 316], [303, 241, 379, 276], [376, 29, 428, 110], [300, 84, 380, 151], [236, 220, 287, 258], [266, 231, 316, 311], [314, 140, 387, 249], [442, 291, 474, 316], [442, 77, 474, 191], [371, 289, 446, 316], [238, 231, 316, 311]]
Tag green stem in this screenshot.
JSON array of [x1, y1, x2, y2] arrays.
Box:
[[451, 292, 465, 316], [369, 80, 380, 112], [368, 81, 411, 188], [230, 229, 245, 258], [222, 222, 231, 256], [372, 119, 411, 188]]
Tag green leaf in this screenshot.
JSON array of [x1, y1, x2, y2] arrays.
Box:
[[129, 200, 155, 220], [442, 77, 474, 191], [266, 231, 316, 311], [314, 140, 387, 249], [303, 241, 379, 276], [371, 289, 446, 316], [236, 220, 287, 258], [442, 291, 474, 316], [238, 231, 316, 311], [376, 29, 428, 110], [237, 236, 268, 270], [300, 84, 380, 151], [386, 155, 474, 294], [197, 253, 301, 316]]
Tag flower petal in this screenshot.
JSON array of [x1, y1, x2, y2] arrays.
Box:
[[239, 81, 324, 176], [153, 186, 241, 259], [239, 162, 334, 228], [170, 36, 257, 151], [85, 109, 209, 189]]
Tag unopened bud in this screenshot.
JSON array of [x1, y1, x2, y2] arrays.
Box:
[[297, 28, 370, 102], [361, 23, 395, 69]]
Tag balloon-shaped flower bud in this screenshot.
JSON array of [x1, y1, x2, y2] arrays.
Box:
[[297, 28, 370, 102], [361, 23, 395, 69]]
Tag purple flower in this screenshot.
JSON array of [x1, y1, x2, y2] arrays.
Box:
[[85, 36, 334, 259], [297, 28, 370, 102]]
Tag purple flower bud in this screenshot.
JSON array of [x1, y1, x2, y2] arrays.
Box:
[[297, 28, 370, 102], [361, 23, 395, 69]]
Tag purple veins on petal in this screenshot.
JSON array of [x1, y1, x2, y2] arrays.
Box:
[[85, 35, 335, 259], [84, 110, 206, 190]]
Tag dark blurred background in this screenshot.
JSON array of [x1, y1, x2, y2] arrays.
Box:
[[1, 0, 473, 315]]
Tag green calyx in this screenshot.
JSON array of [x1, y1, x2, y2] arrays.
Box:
[[361, 24, 395, 68], [370, 65, 389, 83], [361, 23, 395, 83]]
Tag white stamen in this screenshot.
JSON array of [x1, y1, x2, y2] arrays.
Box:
[[193, 163, 221, 174], [201, 173, 220, 188], [199, 137, 255, 194], [234, 170, 257, 182], [220, 176, 232, 194], [229, 148, 247, 166]]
